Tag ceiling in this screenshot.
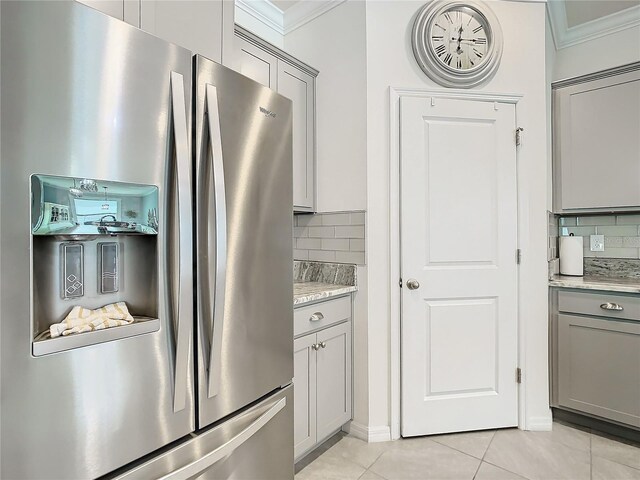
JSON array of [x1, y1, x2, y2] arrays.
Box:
[[269, 0, 300, 13], [547, 0, 640, 49], [564, 0, 640, 28]]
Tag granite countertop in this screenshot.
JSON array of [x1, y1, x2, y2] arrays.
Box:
[[549, 275, 640, 294], [293, 260, 358, 306], [294, 282, 357, 306]]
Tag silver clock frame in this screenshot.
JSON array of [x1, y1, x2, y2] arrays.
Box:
[[412, 0, 503, 88]]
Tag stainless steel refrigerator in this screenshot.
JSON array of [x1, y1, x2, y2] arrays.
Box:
[[0, 2, 294, 478]]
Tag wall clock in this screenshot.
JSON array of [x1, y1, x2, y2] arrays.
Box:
[[412, 0, 503, 88]]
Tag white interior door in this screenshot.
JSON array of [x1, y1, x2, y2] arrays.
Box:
[[400, 95, 518, 436]]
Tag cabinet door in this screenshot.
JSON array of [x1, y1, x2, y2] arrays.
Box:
[[75, 0, 139, 25], [316, 322, 352, 442], [558, 314, 640, 427], [234, 36, 278, 89], [293, 334, 317, 461], [140, 1, 223, 63], [554, 69, 640, 211], [277, 62, 315, 211]]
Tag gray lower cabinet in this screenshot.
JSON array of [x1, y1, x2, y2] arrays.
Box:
[[234, 26, 317, 213], [551, 289, 640, 428], [293, 297, 352, 461], [552, 63, 640, 213]]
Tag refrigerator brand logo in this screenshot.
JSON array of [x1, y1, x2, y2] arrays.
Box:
[[259, 107, 277, 118]]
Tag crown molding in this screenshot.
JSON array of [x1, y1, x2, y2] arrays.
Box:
[[235, 0, 346, 36], [547, 1, 640, 50], [235, 0, 284, 35], [284, 0, 346, 34]]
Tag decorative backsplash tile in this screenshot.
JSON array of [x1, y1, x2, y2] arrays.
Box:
[[558, 214, 640, 259], [294, 211, 366, 265], [584, 258, 640, 279], [293, 260, 357, 285]]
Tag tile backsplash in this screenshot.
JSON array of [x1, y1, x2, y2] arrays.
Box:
[[294, 211, 366, 265], [558, 214, 640, 259]]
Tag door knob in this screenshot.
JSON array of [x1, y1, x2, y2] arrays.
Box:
[[406, 279, 420, 290]]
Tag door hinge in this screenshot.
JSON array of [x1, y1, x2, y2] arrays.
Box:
[[516, 249, 522, 264], [515, 127, 524, 147], [399, 277, 403, 288], [516, 367, 522, 384]]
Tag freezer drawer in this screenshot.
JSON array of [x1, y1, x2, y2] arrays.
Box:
[[111, 386, 294, 480]]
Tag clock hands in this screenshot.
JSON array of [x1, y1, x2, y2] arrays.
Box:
[[456, 25, 463, 54]]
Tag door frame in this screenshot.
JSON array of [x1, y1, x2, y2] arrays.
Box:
[[389, 87, 524, 440]]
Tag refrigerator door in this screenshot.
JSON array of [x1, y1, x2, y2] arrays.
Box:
[[1, 2, 195, 478], [109, 385, 294, 480], [194, 56, 294, 427]]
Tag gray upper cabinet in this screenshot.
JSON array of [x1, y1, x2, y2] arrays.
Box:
[[75, 0, 139, 25], [234, 26, 317, 213], [553, 63, 640, 213], [278, 63, 315, 211], [235, 36, 278, 89], [76, 0, 235, 65]]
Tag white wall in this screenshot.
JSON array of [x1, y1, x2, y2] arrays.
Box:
[[284, 0, 368, 213], [552, 24, 640, 81], [365, 0, 551, 435]]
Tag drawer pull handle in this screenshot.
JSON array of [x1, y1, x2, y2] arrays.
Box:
[[309, 312, 324, 322], [600, 302, 624, 311]]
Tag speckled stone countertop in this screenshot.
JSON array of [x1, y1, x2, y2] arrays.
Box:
[[293, 261, 357, 306], [549, 275, 640, 294], [294, 282, 357, 306]]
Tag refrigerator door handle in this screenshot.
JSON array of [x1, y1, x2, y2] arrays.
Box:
[[158, 397, 286, 480], [204, 83, 227, 399], [169, 71, 193, 413]]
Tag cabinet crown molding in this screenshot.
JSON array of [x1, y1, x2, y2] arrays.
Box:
[[235, 0, 346, 35]]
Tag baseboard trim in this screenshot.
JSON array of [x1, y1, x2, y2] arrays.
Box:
[[345, 422, 392, 443], [526, 414, 553, 431]]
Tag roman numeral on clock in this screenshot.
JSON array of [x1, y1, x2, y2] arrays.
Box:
[[473, 25, 483, 33], [435, 44, 446, 56], [444, 53, 452, 65], [432, 35, 444, 41], [444, 12, 453, 23], [456, 58, 462, 69], [473, 48, 483, 58], [476, 38, 487, 45]]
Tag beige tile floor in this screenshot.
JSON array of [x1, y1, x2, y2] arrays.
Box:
[[295, 422, 640, 480]]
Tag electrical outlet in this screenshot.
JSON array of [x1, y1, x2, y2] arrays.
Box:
[[590, 234, 605, 252]]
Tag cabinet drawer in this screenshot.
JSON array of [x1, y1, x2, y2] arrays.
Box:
[[558, 290, 640, 322], [294, 296, 351, 337]]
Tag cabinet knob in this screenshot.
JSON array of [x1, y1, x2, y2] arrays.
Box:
[[600, 302, 624, 311], [320, 341, 326, 349], [312, 343, 320, 351], [309, 312, 324, 322]]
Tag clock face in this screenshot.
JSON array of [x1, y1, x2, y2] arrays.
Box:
[[429, 7, 490, 71]]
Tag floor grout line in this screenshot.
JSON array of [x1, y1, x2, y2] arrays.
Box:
[[589, 430, 593, 480]]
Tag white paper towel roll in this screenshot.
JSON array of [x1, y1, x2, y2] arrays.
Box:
[[560, 235, 584, 276]]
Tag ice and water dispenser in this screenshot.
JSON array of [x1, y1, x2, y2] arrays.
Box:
[[31, 175, 160, 356]]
